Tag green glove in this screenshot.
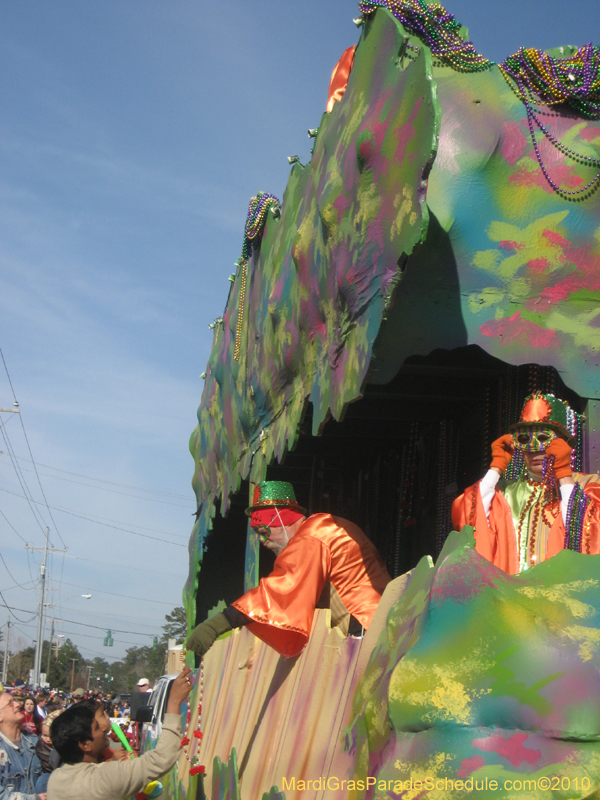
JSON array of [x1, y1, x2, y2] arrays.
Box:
[[185, 612, 232, 656]]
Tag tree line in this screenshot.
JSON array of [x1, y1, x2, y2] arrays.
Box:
[[2, 606, 188, 694]]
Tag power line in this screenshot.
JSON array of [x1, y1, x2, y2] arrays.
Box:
[[0, 487, 188, 547], [64, 554, 182, 580], [0, 455, 190, 509], [51, 605, 165, 632], [12, 618, 146, 649], [57, 581, 179, 606], [0, 592, 37, 624], [1, 603, 158, 637], [0, 452, 190, 500], [0, 420, 47, 538], [0, 508, 28, 543], [0, 582, 37, 593], [0, 551, 35, 591], [0, 347, 67, 549]]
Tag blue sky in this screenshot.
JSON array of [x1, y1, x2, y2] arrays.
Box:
[[1, 0, 599, 668]]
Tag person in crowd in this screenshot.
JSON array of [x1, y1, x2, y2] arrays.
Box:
[[20, 697, 42, 737], [129, 680, 151, 723], [47, 668, 193, 800], [34, 710, 64, 796], [452, 391, 600, 573], [0, 691, 44, 800], [34, 695, 48, 721], [187, 480, 391, 659]]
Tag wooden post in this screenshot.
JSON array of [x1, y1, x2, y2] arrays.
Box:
[[70, 658, 78, 693]]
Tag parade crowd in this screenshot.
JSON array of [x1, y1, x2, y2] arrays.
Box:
[[0, 681, 141, 800]]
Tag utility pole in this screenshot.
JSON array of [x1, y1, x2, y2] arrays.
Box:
[[86, 665, 92, 690], [32, 527, 49, 689], [1, 620, 9, 684], [26, 531, 66, 690], [70, 659, 78, 693], [46, 619, 54, 677]]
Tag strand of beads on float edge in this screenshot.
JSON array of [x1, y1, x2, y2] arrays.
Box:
[[498, 45, 600, 198], [358, 0, 493, 72], [179, 654, 205, 777], [233, 192, 281, 361], [358, 2, 600, 198]]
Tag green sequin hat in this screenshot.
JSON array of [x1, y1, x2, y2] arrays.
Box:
[[509, 391, 577, 446], [245, 480, 307, 517]]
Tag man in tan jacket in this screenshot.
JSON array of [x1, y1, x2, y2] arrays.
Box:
[[47, 668, 192, 800]]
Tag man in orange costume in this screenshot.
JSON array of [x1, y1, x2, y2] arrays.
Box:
[[452, 391, 600, 574], [186, 481, 390, 658]]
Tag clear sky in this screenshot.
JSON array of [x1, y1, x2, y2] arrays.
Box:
[[1, 0, 599, 668]]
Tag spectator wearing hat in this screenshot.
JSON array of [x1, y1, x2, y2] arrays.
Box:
[[0, 691, 44, 800], [129, 680, 151, 725], [452, 391, 600, 574], [187, 480, 391, 659]]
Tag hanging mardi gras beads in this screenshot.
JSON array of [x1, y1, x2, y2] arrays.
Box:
[[499, 45, 600, 197], [358, 0, 493, 72], [179, 654, 205, 778], [564, 483, 591, 553], [499, 45, 600, 118], [233, 192, 281, 361]]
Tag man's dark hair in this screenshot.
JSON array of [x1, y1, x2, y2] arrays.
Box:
[[50, 702, 98, 764]]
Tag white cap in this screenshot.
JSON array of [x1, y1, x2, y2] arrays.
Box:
[[137, 678, 150, 687]]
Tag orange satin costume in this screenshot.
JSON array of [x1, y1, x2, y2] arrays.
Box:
[[231, 513, 391, 657], [452, 473, 600, 575]]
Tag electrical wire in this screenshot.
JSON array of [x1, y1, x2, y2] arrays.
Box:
[[0, 456, 189, 509], [0, 593, 38, 624], [0, 420, 48, 538], [64, 554, 181, 579], [0, 508, 28, 543], [0, 346, 67, 548], [0, 546, 36, 591], [8, 618, 144, 649], [1, 452, 190, 500], [57, 581, 180, 606], [0, 487, 188, 547], [3, 603, 164, 637]]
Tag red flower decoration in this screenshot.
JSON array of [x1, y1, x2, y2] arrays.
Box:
[[189, 765, 205, 776], [180, 737, 190, 746], [193, 730, 203, 739]]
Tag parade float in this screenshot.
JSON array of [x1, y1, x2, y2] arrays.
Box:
[[165, 1, 600, 797]]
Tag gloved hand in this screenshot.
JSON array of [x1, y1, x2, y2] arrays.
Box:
[[490, 434, 514, 473], [546, 437, 573, 479], [185, 612, 232, 656]]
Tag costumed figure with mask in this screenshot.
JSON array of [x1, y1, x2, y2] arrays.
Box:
[[452, 391, 600, 574], [186, 481, 391, 658]]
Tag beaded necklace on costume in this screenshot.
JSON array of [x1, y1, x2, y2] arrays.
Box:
[[513, 458, 590, 571], [516, 460, 560, 572], [498, 46, 600, 198], [233, 192, 281, 361], [358, 0, 493, 72], [179, 653, 205, 777]]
